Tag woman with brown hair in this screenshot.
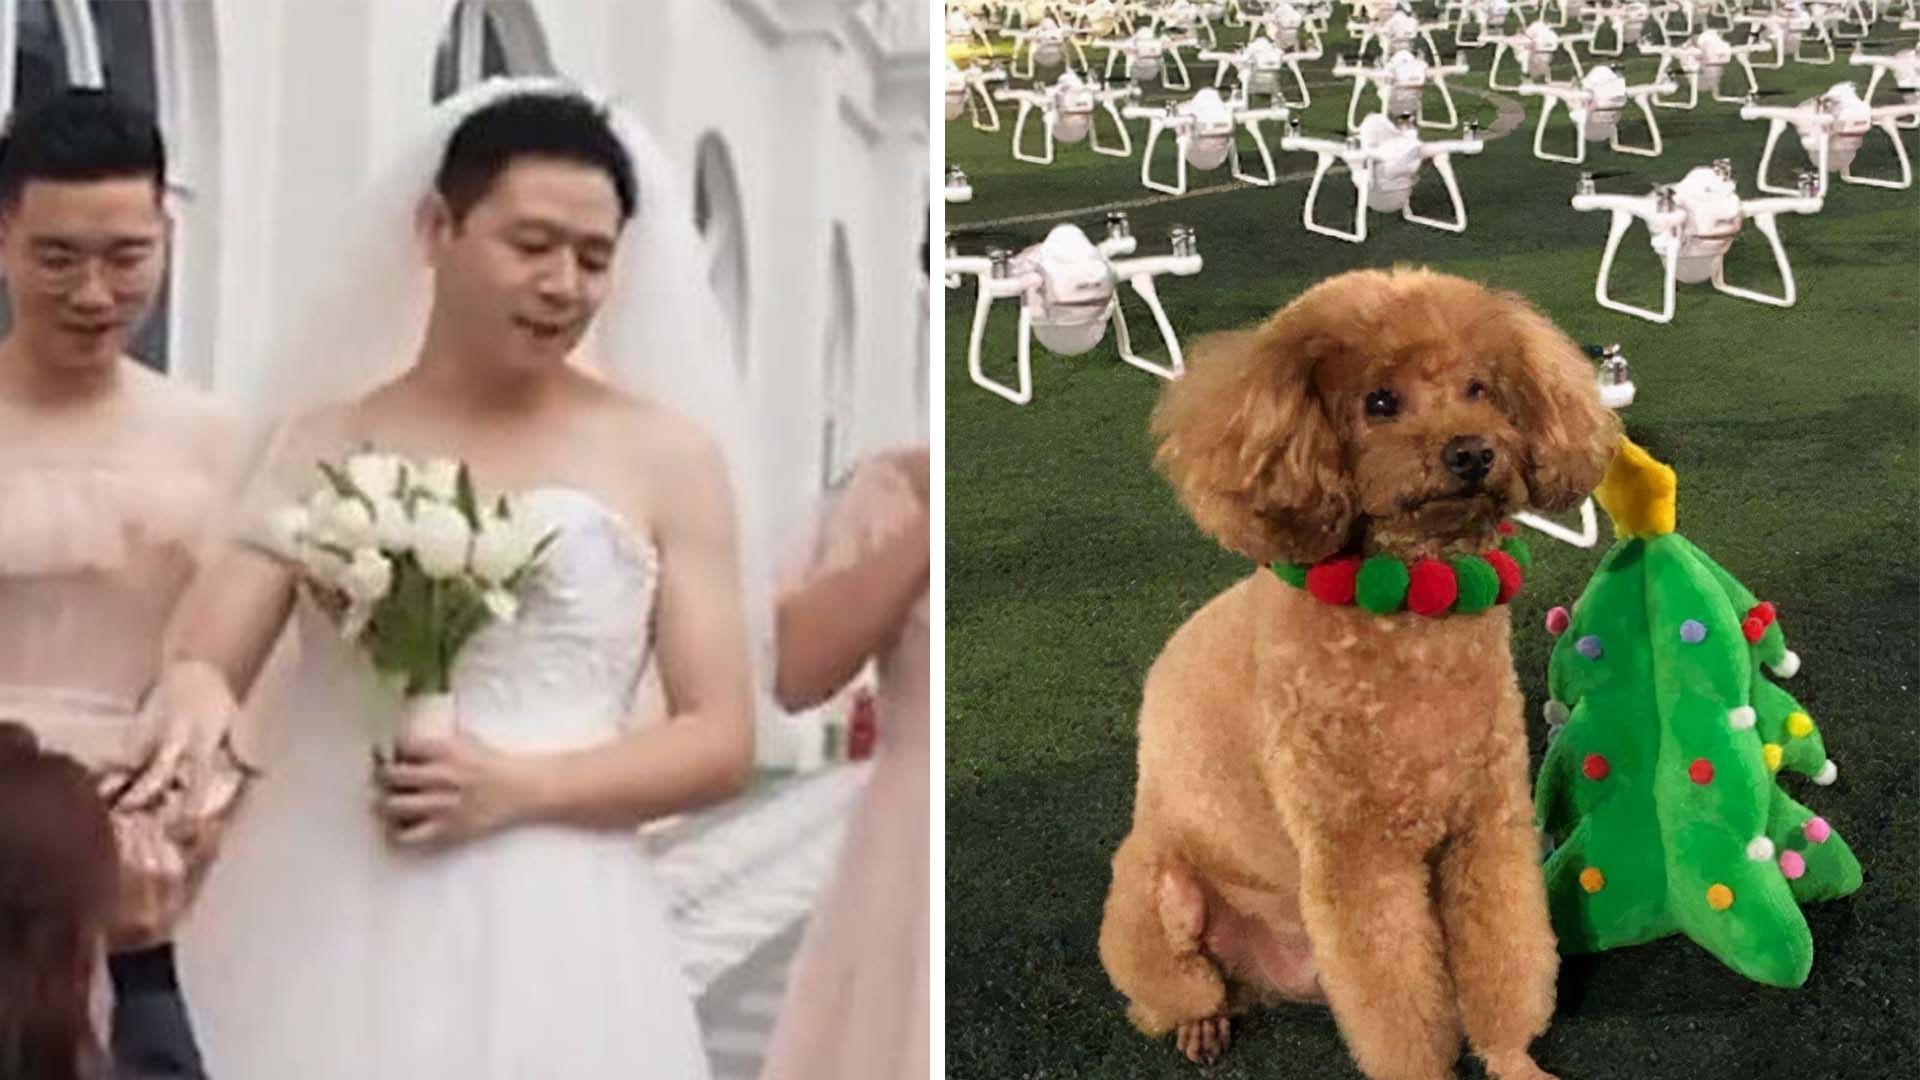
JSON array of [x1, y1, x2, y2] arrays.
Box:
[[0, 721, 118, 1080]]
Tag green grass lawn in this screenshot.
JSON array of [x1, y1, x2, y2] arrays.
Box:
[[944, 15, 1920, 1080]]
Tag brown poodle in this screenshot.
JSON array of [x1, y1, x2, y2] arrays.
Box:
[[1097, 268, 1620, 1080]]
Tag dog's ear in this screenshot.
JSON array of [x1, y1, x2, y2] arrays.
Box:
[[1150, 316, 1356, 565], [1488, 292, 1622, 513]]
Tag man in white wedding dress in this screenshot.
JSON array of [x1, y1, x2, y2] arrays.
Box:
[[133, 82, 759, 1079], [0, 87, 244, 1080]]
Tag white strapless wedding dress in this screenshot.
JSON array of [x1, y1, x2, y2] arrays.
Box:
[[180, 489, 709, 1079]]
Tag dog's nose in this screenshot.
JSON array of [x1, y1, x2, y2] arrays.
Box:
[[1443, 436, 1494, 484]]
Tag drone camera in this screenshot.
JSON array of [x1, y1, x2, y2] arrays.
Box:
[[1171, 224, 1199, 256], [988, 248, 1012, 278], [1713, 157, 1734, 179], [1106, 211, 1133, 240], [1578, 171, 1597, 195]]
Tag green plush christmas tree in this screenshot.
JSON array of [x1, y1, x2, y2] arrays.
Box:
[[1534, 439, 1861, 988]]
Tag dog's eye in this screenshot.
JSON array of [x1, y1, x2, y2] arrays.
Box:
[[1466, 379, 1487, 401], [1364, 389, 1400, 419]]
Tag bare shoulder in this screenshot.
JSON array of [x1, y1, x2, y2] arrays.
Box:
[[573, 374, 728, 478]]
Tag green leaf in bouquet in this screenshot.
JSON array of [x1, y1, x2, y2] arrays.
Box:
[[502, 528, 560, 592], [317, 460, 375, 514], [456, 463, 482, 530]]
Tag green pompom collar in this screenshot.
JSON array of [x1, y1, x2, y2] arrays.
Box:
[[1270, 524, 1532, 618]]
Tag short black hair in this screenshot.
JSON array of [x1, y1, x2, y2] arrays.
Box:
[[0, 88, 165, 211], [434, 91, 637, 225]]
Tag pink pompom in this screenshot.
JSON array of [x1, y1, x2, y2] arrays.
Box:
[[1779, 851, 1807, 880], [1545, 606, 1571, 635], [1803, 817, 1832, 844]]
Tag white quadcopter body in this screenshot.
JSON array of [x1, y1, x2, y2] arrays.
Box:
[[1282, 113, 1485, 242], [1643, 30, 1766, 105], [1743, 82, 1920, 192], [1253, 1, 1322, 49], [1101, 28, 1194, 89], [1490, 21, 1594, 86], [1853, 44, 1920, 127], [1585, 0, 1674, 54], [997, 71, 1137, 163], [947, 7, 995, 50], [1451, 0, 1519, 47], [1155, 0, 1222, 46], [1571, 161, 1822, 323], [1354, 8, 1446, 59], [1737, 4, 1830, 67], [945, 219, 1204, 404], [1521, 64, 1672, 162], [1204, 34, 1321, 105], [1340, 49, 1470, 129], [1006, 17, 1091, 77], [1125, 87, 1290, 192], [1075, 0, 1133, 37], [946, 61, 1009, 129]]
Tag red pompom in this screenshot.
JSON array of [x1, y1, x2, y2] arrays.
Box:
[[1751, 602, 1777, 627], [1497, 520, 1517, 536], [1583, 753, 1610, 781], [1688, 758, 1715, 785], [1742, 616, 1766, 644], [1305, 557, 1362, 606], [1406, 559, 1458, 616], [1485, 549, 1523, 603]]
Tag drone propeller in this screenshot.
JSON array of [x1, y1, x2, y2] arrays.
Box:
[[946, 225, 1032, 249], [1583, 168, 1642, 180]]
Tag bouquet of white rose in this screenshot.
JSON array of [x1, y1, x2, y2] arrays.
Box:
[[260, 450, 556, 746]]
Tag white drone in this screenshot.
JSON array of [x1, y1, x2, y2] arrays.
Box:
[[1151, 0, 1223, 47], [1250, 0, 1329, 49], [1070, 0, 1136, 36], [1640, 30, 1770, 106], [1733, 3, 1834, 67], [1742, 82, 1920, 193], [1202, 33, 1323, 106], [945, 61, 1009, 130], [1004, 16, 1093, 77], [1520, 65, 1673, 162], [947, 6, 997, 51], [1282, 113, 1486, 242], [944, 215, 1204, 404], [1852, 40, 1920, 124], [1489, 21, 1597, 87], [996, 71, 1137, 164], [1125, 87, 1290, 192], [1570, 159, 1822, 323], [1580, 0, 1677, 55], [1336, 49, 1471, 129], [946, 166, 975, 203], [1352, 4, 1450, 59], [1658, 0, 1737, 36], [1097, 26, 1196, 89], [1448, 0, 1523, 47]]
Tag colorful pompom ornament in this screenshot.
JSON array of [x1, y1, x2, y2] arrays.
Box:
[[1485, 549, 1523, 603], [1405, 558, 1458, 617], [1804, 817, 1832, 844], [1770, 650, 1801, 678], [1305, 557, 1362, 606], [1706, 884, 1735, 911], [1449, 555, 1500, 614], [1580, 867, 1606, 893], [1742, 616, 1766, 643], [1727, 706, 1757, 731], [1747, 837, 1776, 861], [1545, 606, 1570, 635], [1575, 635, 1604, 660], [1355, 556, 1410, 615], [1688, 758, 1714, 785], [1813, 761, 1838, 786], [1272, 562, 1308, 589], [1582, 754, 1610, 781], [1679, 619, 1707, 644], [1779, 851, 1807, 880]]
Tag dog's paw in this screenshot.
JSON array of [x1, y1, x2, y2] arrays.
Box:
[[1175, 1016, 1231, 1066], [1482, 1050, 1558, 1080]]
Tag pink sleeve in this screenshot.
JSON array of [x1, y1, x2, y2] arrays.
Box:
[[779, 458, 924, 596]]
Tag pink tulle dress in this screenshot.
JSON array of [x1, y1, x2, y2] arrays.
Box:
[[761, 456, 930, 1080], [0, 374, 237, 936]]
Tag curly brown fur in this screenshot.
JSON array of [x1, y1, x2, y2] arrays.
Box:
[[1102, 269, 1619, 1079]]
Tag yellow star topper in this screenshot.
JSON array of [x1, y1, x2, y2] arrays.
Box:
[[1594, 437, 1676, 539]]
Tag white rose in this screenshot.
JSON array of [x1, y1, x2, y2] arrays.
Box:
[[346, 452, 404, 499], [264, 505, 311, 560], [469, 514, 523, 583], [417, 458, 462, 503], [325, 497, 378, 551], [371, 496, 412, 553], [410, 502, 472, 579], [307, 546, 350, 589], [481, 588, 520, 623], [341, 547, 394, 605]]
